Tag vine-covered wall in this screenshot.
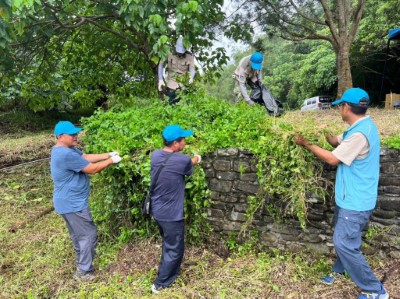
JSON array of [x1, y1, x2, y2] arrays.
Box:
[[203, 148, 400, 258]]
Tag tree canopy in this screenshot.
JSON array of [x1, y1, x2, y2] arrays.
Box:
[[1, 0, 400, 110], [0, 0, 229, 111]]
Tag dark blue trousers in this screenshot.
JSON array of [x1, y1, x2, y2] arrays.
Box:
[[154, 220, 185, 288], [332, 205, 383, 293]]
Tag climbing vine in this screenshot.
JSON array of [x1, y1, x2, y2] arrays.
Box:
[[82, 90, 336, 242]]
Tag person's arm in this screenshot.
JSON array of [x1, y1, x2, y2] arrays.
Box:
[[158, 62, 164, 81], [239, 82, 255, 105], [331, 133, 368, 166], [82, 158, 114, 175], [82, 154, 122, 175], [294, 134, 340, 166], [158, 62, 165, 91], [188, 55, 196, 83], [257, 70, 262, 82], [82, 153, 109, 163], [325, 135, 340, 147]]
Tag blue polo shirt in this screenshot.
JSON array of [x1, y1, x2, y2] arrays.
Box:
[[50, 146, 90, 214]]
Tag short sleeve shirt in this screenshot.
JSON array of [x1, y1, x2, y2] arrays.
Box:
[[150, 150, 193, 221], [50, 146, 90, 214], [332, 118, 370, 166]]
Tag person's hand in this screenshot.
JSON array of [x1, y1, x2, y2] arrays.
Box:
[[189, 77, 193, 84], [232, 74, 236, 79], [111, 155, 122, 164], [158, 80, 165, 91], [245, 98, 255, 105], [294, 133, 310, 147], [109, 151, 119, 157], [194, 154, 201, 164]]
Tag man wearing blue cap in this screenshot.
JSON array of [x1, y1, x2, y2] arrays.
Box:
[[50, 121, 122, 282], [233, 51, 264, 105], [150, 124, 201, 294], [294, 88, 388, 299], [158, 36, 196, 105]]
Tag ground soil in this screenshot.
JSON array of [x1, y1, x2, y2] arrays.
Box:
[[105, 240, 400, 298]]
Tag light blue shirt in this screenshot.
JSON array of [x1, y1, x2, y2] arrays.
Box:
[[335, 117, 380, 211], [50, 146, 90, 214]]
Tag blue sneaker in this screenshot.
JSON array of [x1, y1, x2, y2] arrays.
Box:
[[320, 272, 345, 285], [358, 287, 389, 299]]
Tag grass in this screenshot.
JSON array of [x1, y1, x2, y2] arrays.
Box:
[[283, 108, 400, 139], [1, 162, 399, 298]]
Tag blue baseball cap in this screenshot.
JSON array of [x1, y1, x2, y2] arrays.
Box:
[[162, 125, 193, 142], [332, 88, 370, 106], [250, 52, 263, 70], [54, 121, 82, 136]]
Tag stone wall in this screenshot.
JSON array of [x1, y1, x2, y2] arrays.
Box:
[[202, 148, 400, 258]]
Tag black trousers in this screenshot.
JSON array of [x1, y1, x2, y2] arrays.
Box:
[[166, 87, 181, 105]]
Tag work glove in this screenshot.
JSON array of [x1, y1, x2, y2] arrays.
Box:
[[111, 155, 122, 164], [189, 77, 193, 84], [194, 154, 201, 164], [109, 151, 119, 157], [158, 80, 165, 91]]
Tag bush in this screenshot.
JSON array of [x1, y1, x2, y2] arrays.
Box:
[[82, 89, 327, 243]]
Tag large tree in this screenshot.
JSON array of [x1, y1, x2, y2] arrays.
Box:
[[231, 0, 367, 97], [0, 0, 229, 110]]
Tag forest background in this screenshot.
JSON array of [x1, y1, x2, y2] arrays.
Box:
[[1, 0, 400, 112]]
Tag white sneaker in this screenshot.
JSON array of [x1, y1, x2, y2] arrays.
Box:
[[151, 284, 164, 294]]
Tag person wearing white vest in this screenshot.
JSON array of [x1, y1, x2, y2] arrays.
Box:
[[158, 36, 196, 105], [294, 88, 388, 299]]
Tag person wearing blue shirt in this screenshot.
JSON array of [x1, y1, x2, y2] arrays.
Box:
[[150, 125, 201, 294], [294, 88, 388, 299], [50, 121, 122, 282]]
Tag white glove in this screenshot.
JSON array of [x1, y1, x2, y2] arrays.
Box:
[[232, 74, 236, 79], [158, 80, 165, 91], [111, 155, 122, 164], [245, 98, 255, 105], [194, 154, 201, 164], [109, 151, 119, 157], [189, 77, 193, 84]]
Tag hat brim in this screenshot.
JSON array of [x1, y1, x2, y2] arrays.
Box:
[[251, 62, 262, 70], [180, 130, 193, 138], [70, 127, 83, 134], [162, 129, 193, 142], [332, 99, 344, 106], [58, 127, 82, 136]]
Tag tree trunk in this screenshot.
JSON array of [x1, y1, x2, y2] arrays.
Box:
[[335, 43, 353, 98]]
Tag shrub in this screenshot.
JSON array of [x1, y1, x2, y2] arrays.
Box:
[[82, 89, 328, 242]]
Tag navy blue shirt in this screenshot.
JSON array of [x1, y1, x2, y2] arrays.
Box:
[[150, 150, 193, 221]]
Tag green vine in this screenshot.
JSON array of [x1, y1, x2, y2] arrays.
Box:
[[82, 89, 334, 242]]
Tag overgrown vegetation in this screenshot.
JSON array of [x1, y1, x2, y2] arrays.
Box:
[[1, 159, 398, 298], [1, 103, 399, 298], [82, 91, 337, 241]]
